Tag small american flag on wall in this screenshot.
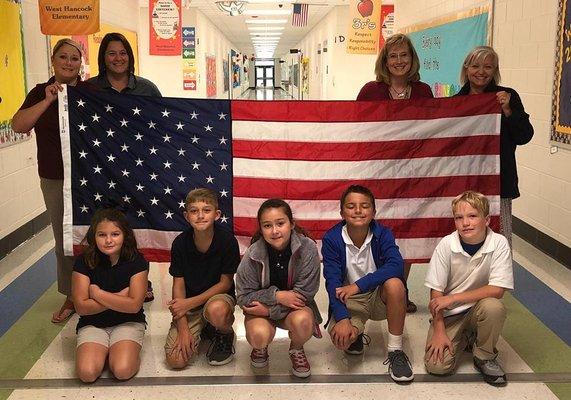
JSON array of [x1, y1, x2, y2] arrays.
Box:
[[292, 3, 308, 27]]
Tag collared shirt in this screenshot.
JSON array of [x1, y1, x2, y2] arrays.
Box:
[[425, 228, 514, 317], [88, 74, 162, 97], [341, 225, 375, 285]]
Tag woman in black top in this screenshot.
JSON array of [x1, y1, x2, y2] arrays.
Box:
[[72, 208, 148, 383], [456, 46, 534, 246]]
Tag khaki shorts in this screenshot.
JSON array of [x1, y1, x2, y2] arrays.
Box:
[[327, 286, 387, 335], [164, 293, 235, 355], [77, 322, 145, 348]]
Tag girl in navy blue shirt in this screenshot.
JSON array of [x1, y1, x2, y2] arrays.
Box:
[[72, 208, 148, 383]]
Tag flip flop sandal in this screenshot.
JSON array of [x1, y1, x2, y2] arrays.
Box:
[[51, 306, 75, 323]]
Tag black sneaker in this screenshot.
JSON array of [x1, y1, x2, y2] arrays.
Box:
[[201, 322, 216, 341], [206, 330, 235, 366], [473, 356, 507, 385], [383, 350, 414, 382], [344, 333, 371, 355]]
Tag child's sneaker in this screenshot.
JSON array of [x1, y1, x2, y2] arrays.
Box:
[[250, 347, 269, 368], [473, 356, 507, 385], [383, 350, 414, 382], [289, 348, 311, 378], [206, 330, 235, 366], [344, 333, 371, 355]]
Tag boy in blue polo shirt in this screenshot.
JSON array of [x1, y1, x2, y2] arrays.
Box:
[[322, 185, 413, 382], [164, 188, 240, 368]]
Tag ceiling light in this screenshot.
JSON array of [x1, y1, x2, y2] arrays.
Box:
[[245, 19, 287, 24], [248, 26, 285, 30], [244, 9, 290, 15], [250, 32, 282, 36]]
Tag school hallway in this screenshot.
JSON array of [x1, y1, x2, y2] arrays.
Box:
[[3, 0, 571, 398], [0, 226, 569, 400]]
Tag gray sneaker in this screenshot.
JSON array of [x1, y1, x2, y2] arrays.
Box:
[[383, 350, 414, 382], [473, 356, 507, 385]]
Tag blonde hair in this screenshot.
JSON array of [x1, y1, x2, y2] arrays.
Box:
[[185, 188, 219, 210], [460, 46, 501, 86], [52, 38, 82, 57], [374, 33, 421, 84], [451, 191, 490, 218]]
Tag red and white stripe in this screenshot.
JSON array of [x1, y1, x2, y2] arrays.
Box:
[[292, 3, 308, 27], [231, 94, 501, 263]]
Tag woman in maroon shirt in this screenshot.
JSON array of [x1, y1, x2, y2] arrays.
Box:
[[12, 38, 91, 323], [357, 34, 433, 313]]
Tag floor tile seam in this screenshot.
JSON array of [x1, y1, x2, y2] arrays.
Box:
[[1, 372, 570, 389]]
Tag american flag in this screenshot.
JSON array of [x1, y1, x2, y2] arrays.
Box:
[[292, 3, 308, 27], [60, 86, 501, 263]]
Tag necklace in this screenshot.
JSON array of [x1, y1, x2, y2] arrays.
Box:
[[389, 85, 410, 99]]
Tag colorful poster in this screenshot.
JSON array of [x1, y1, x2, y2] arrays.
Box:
[[552, 0, 571, 147], [346, 0, 382, 54], [223, 60, 229, 92], [379, 4, 394, 48], [206, 55, 216, 98], [149, 0, 181, 56], [0, 0, 30, 148], [39, 0, 100, 35], [402, 7, 489, 97], [301, 56, 309, 94], [50, 23, 139, 80], [182, 26, 196, 90]]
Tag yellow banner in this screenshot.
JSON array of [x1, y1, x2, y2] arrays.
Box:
[[346, 0, 382, 54], [0, 0, 30, 147], [39, 0, 100, 35]]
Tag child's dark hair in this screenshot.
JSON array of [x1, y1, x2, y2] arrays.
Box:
[[81, 208, 138, 269], [250, 198, 312, 244], [340, 185, 376, 211]]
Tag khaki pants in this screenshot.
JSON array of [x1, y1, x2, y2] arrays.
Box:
[[40, 178, 75, 296], [164, 294, 235, 362], [424, 297, 506, 375], [327, 287, 387, 335]]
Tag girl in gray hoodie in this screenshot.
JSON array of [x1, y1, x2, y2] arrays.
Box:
[[235, 199, 322, 378]]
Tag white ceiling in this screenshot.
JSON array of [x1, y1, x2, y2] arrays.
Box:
[[183, 0, 393, 59]]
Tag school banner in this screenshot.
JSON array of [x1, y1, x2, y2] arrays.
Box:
[[39, 0, 100, 35], [0, 0, 30, 148], [50, 23, 139, 80], [150, 0, 182, 56], [552, 0, 571, 148], [206, 55, 217, 98], [401, 7, 489, 98], [379, 4, 394, 49], [346, 0, 382, 54]]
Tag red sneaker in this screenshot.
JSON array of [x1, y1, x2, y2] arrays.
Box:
[[250, 347, 269, 368], [289, 347, 311, 378]]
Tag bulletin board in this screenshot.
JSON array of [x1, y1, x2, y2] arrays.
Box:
[[0, 0, 30, 148], [552, 0, 571, 148], [400, 6, 490, 98]]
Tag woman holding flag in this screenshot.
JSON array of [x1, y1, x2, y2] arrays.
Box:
[[357, 33, 434, 313], [456, 46, 534, 247], [12, 39, 94, 323]]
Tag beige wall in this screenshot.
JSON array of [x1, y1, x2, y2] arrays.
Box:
[[138, 7, 243, 98], [397, 0, 571, 247], [286, 6, 377, 100]]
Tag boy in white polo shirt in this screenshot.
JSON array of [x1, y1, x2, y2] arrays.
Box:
[[424, 191, 513, 385]]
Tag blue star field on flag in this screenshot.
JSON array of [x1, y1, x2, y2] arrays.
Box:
[[66, 86, 233, 231]]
